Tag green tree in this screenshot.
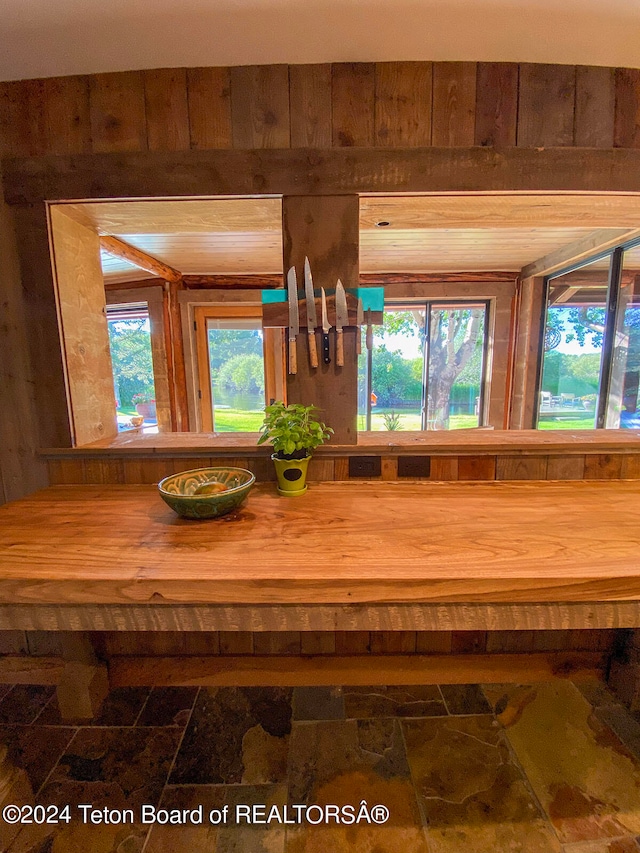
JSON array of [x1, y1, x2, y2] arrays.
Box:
[[107, 319, 154, 408], [371, 307, 485, 427], [371, 346, 422, 407], [208, 329, 263, 374], [427, 308, 484, 428], [217, 353, 265, 394]]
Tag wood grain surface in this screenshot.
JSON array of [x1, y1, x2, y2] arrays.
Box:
[[109, 651, 607, 688], [46, 428, 640, 456], [2, 482, 640, 607]]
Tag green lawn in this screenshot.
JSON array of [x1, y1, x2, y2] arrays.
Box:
[[214, 408, 264, 432], [213, 407, 481, 433], [358, 411, 479, 431], [537, 418, 597, 430]]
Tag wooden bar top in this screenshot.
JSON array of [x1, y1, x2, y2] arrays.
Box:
[[41, 429, 640, 457], [1, 481, 640, 606]]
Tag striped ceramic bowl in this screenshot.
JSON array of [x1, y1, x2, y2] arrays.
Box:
[[158, 466, 255, 519]]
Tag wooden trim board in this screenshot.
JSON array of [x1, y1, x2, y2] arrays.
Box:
[[8, 149, 640, 204], [0, 655, 65, 684], [1, 602, 640, 632], [109, 651, 607, 687]]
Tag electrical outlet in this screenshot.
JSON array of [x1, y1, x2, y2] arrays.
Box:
[[397, 456, 431, 478], [348, 456, 382, 478]]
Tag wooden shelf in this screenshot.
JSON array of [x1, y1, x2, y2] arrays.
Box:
[[41, 429, 640, 458]]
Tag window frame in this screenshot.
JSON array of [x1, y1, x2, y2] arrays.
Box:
[[191, 304, 285, 432], [360, 296, 494, 432], [535, 242, 638, 430]]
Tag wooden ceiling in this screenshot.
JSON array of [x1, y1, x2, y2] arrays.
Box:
[[57, 193, 640, 283]]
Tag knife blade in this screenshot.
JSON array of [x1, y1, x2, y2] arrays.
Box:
[[335, 279, 348, 367], [287, 266, 299, 374], [320, 287, 331, 365], [304, 257, 318, 369], [356, 297, 364, 356]]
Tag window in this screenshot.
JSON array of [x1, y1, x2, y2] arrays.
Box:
[[106, 304, 158, 432], [359, 300, 489, 431], [193, 306, 284, 432], [537, 242, 640, 430], [607, 245, 640, 428], [537, 256, 611, 430]]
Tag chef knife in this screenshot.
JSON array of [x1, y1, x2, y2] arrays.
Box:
[[335, 279, 348, 367], [287, 265, 299, 374], [356, 297, 364, 356], [304, 256, 318, 369], [320, 287, 331, 364]]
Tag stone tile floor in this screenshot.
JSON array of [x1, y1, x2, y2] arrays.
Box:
[[0, 681, 640, 852]]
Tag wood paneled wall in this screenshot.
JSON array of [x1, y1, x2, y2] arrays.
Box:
[[0, 175, 47, 503], [46, 449, 640, 486], [2, 60, 640, 505], [1, 62, 639, 158], [93, 628, 616, 659]]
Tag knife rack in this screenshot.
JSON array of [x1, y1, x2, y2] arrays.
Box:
[[262, 292, 383, 328]]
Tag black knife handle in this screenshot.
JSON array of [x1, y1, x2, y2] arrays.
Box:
[[322, 332, 331, 364]]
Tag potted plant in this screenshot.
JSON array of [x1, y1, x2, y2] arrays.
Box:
[[132, 391, 156, 420], [258, 402, 333, 496]]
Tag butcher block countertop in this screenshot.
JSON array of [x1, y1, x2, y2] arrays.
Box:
[[1, 480, 640, 607]]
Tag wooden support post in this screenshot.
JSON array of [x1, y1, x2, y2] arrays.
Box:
[[282, 195, 360, 444], [510, 276, 546, 429], [162, 279, 190, 431], [56, 633, 109, 721], [608, 629, 640, 712]]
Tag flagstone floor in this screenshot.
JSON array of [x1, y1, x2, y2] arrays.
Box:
[[1, 679, 640, 852]]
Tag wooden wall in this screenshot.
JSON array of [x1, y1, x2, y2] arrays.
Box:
[[0, 173, 47, 503], [0, 627, 617, 660], [1, 63, 638, 158], [45, 447, 640, 486], [2, 61, 640, 505]]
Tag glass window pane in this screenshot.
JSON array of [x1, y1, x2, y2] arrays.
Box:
[[207, 318, 265, 432], [359, 301, 489, 432], [365, 306, 425, 431], [607, 246, 640, 428], [427, 305, 486, 430], [537, 256, 611, 430], [107, 304, 158, 432]]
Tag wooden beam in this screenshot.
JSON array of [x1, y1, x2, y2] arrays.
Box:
[[106, 272, 518, 293], [109, 651, 607, 688], [521, 228, 640, 279], [104, 277, 161, 291], [550, 286, 581, 305], [0, 655, 65, 684], [8, 148, 640, 205], [283, 195, 360, 444], [99, 234, 182, 282], [182, 274, 283, 289], [360, 271, 517, 285]]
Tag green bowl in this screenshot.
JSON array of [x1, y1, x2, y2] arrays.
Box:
[[158, 467, 255, 519]]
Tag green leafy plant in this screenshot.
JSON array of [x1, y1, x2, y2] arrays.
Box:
[[382, 410, 401, 430], [258, 402, 333, 460]]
